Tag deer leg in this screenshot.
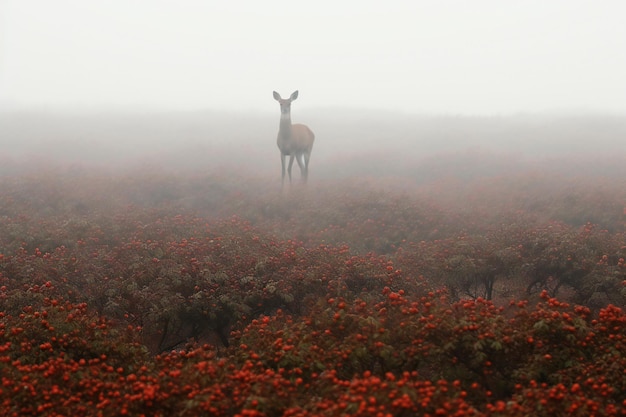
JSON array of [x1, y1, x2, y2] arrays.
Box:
[[295, 152, 306, 181], [287, 155, 295, 183], [303, 151, 311, 181], [280, 153, 287, 185]]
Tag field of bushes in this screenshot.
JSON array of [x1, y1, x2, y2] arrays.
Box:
[[1, 111, 626, 415]]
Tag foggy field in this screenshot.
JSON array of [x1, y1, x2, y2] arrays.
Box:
[[1, 109, 625, 243], [1, 110, 625, 180], [0, 109, 625, 262], [2, 110, 626, 415], [1, 110, 625, 238]]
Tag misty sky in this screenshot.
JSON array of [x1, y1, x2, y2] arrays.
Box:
[[1, 1, 625, 115]]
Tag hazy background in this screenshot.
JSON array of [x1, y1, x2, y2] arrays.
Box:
[[2, 1, 626, 114], [0, 1, 625, 184]]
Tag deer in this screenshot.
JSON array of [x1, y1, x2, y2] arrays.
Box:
[[273, 90, 315, 185]]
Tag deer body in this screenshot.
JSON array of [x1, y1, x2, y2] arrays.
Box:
[[273, 90, 315, 184]]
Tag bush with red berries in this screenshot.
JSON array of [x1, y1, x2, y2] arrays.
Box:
[[1, 161, 626, 415]]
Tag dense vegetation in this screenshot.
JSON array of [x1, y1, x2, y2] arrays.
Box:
[[1, 113, 626, 415]]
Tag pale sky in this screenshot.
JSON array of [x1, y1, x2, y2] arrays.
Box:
[[1, 1, 625, 115]]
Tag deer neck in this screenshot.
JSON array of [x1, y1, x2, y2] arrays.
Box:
[[278, 112, 293, 139]]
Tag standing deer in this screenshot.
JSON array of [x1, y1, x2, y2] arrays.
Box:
[[273, 90, 315, 185]]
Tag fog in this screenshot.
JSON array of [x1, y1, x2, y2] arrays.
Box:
[[2, 1, 626, 114], [1, 1, 625, 190], [1, 110, 625, 183]]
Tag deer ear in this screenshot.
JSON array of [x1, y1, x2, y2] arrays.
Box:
[[290, 91, 299, 100], [273, 91, 281, 101]]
